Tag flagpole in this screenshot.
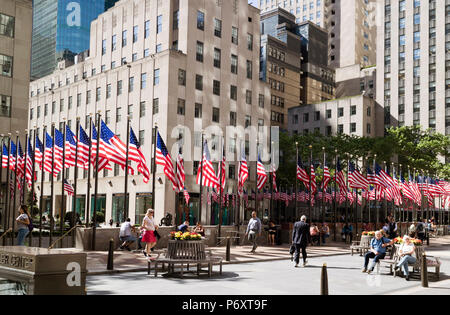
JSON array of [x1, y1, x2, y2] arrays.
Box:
[[50, 124, 55, 247], [22, 130, 28, 205], [333, 149, 337, 241], [151, 123, 157, 213], [124, 116, 130, 221], [31, 128, 37, 246], [86, 114, 93, 226], [218, 136, 224, 244], [373, 155, 377, 229], [4, 134, 11, 246], [255, 138, 259, 218], [322, 147, 326, 224], [39, 127, 46, 247], [92, 111, 101, 251], [413, 168, 417, 222], [199, 131, 204, 225], [60, 119, 66, 248], [295, 142, 298, 221], [345, 155, 350, 227], [308, 145, 312, 224], [354, 158, 358, 237], [174, 144, 180, 225], [72, 117, 80, 247], [270, 141, 274, 222], [0, 135, 3, 234], [11, 131, 19, 245]]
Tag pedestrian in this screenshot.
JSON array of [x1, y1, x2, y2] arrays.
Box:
[[321, 223, 330, 244], [109, 219, 113, 227], [141, 209, 158, 259], [416, 219, 426, 242], [245, 211, 261, 253], [362, 230, 394, 274], [388, 216, 398, 239], [394, 235, 416, 281], [193, 221, 205, 236], [119, 218, 136, 251], [292, 215, 310, 267], [341, 223, 354, 243], [310, 223, 320, 246], [178, 220, 190, 233], [16, 205, 31, 246], [267, 220, 277, 246], [409, 221, 417, 238]]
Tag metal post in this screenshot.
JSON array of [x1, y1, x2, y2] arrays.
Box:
[[92, 112, 101, 251], [60, 120, 66, 248], [72, 118, 80, 247], [86, 115, 93, 226], [226, 236, 231, 262], [199, 131, 204, 224], [320, 263, 329, 295], [107, 238, 114, 270], [151, 123, 157, 210], [124, 117, 131, 221], [308, 145, 312, 224], [421, 253, 428, 287], [3, 134, 10, 246], [333, 149, 337, 242], [0, 136, 3, 234], [39, 128, 46, 247], [11, 132, 19, 245], [50, 124, 55, 247], [295, 142, 298, 220]]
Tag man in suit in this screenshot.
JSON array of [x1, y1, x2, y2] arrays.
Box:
[[292, 215, 310, 267]]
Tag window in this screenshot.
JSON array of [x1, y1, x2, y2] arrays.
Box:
[[116, 107, 121, 122], [196, 41, 204, 62], [133, 26, 138, 43], [128, 104, 133, 119], [230, 112, 237, 126], [145, 20, 150, 38], [214, 19, 222, 37], [177, 99, 185, 115], [0, 54, 12, 77], [68, 96, 72, 109], [44, 103, 48, 116], [337, 124, 344, 134], [259, 94, 264, 108], [246, 90, 252, 105], [246, 60, 252, 79], [245, 115, 251, 128], [0, 13, 14, 37], [0, 95, 11, 117], [351, 105, 356, 115], [153, 98, 159, 114], [366, 123, 371, 134], [314, 111, 320, 121], [140, 101, 146, 118], [326, 109, 332, 119], [122, 30, 127, 46], [77, 94, 81, 107], [139, 130, 145, 145], [112, 35, 117, 51], [230, 85, 237, 101], [195, 75, 203, 90], [212, 108, 220, 123], [178, 69, 186, 86], [144, 48, 150, 57], [96, 87, 101, 101], [117, 80, 123, 95], [213, 80, 220, 95], [195, 103, 202, 118], [173, 11, 179, 30], [231, 27, 238, 45], [213, 48, 221, 68], [106, 84, 111, 99], [154, 69, 160, 85], [197, 11, 204, 30], [141, 73, 147, 89], [303, 113, 309, 123], [231, 55, 238, 74], [157, 15, 163, 33], [247, 34, 253, 51], [338, 108, 344, 117], [228, 164, 235, 179], [105, 110, 111, 124], [102, 39, 106, 55], [350, 123, 356, 133], [129, 77, 134, 92]]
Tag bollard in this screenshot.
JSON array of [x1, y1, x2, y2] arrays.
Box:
[[426, 232, 430, 246], [320, 263, 329, 295], [226, 237, 231, 262], [421, 253, 428, 288], [107, 238, 114, 270]]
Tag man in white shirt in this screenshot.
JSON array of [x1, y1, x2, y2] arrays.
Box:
[[119, 218, 136, 251], [245, 211, 262, 253]]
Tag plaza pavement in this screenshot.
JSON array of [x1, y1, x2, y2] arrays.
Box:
[[86, 236, 450, 295]]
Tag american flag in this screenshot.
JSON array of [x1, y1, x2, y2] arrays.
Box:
[[271, 164, 278, 192], [196, 140, 220, 189], [91, 123, 112, 172], [322, 165, 331, 191], [77, 125, 91, 169], [367, 167, 377, 186], [9, 140, 16, 171], [129, 127, 150, 183], [43, 133, 53, 174], [336, 159, 347, 191], [2, 144, 8, 168], [348, 162, 369, 190], [25, 138, 34, 188], [256, 155, 267, 190], [156, 131, 178, 190], [35, 135, 44, 170], [183, 188, 190, 205], [218, 147, 226, 193], [400, 176, 415, 203], [53, 128, 65, 175], [238, 148, 249, 194], [64, 179, 74, 196], [100, 120, 128, 169], [176, 150, 185, 191], [65, 125, 77, 168], [297, 157, 309, 189], [310, 164, 317, 195]]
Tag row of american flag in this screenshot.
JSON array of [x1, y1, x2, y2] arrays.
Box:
[[153, 131, 450, 210], [1, 120, 150, 197]]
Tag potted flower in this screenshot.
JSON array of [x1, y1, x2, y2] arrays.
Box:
[[170, 231, 202, 241], [362, 231, 375, 237]]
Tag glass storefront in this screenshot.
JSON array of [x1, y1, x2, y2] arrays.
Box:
[[90, 195, 106, 223], [74, 195, 86, 221], [112, 193, 128, 224], [135, 193, 152, 225]]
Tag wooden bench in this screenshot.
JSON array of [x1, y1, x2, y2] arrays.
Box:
[[147, 241, 223, 278], [350, 235, 371, 256], [393, 246, 441, 279], [378, 245, 398, 275]]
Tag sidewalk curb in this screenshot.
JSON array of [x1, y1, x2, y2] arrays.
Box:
[[87, 252, 350, 276]]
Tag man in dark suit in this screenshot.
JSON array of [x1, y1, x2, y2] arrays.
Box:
[[292, 215, 310, 267]]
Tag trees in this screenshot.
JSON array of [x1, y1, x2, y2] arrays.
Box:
[[274, 127, 450, 187]]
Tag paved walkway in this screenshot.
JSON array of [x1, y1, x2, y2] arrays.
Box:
[[82, 235, 450, 275]]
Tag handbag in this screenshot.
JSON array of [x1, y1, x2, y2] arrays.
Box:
[[153, 229, 161, 240], [289, 244, 296, 255]]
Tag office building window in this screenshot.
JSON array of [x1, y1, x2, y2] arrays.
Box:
[[122, 30, 127, 46], [213, 80, 220, 95], [178, 69, 186, 86], [214, 19, 222, 37], [153, 98, 159, 114], [129, 77, 134, 92], [197, 11, 204, 30], [133, 26, 138, 43], [141, 73, 147, 89], [0, 54, 12, 77], [195, 103, 202, 118], [212, 108, 220, 123], [214, 48, 221, 68], [140, 101, 146, 118], [195, 75, 203, 90], [177, 99, 185, 115], [0, 13, 14, 38], [196, 41, 204, 62], [154, 69, 159, 85], [230, 85, 237, 101]]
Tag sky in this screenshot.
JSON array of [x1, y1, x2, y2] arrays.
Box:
[[248, 0, 258, 8]]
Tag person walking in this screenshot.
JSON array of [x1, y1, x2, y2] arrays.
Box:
[[16, 205, 31, 246], [416, 219, 426, 242], [321, 223, 330, 244], [394, 235, 416, 281], [292, 215, 310, 268], [141, 209, 158, 259], [245, 211, 261, 253], [119, 218, 136, 251], [362, 230, 394, 274], [388, 216, 398, 239]]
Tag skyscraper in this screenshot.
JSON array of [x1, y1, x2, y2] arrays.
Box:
[[376, 0, 450, 140], [31, 0, 119, 80]]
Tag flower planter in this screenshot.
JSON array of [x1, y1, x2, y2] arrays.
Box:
[[167, 240, 206, 260]]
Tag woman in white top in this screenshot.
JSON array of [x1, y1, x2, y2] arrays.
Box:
[[394, 235, 416, 281], [141, 209, 158, 259]]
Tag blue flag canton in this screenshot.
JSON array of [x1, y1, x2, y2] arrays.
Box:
[[45, 133, 53, 148], [10, 140, 17, 156], [100, 120, 115, 144], [66, 126, 77, 145], [157, 132, 169, 157], [54, 129, 64, 148], [18, 141, 23, 158], [349, 162, 356, 173], [92, 123, 98, 141], [27, 138, 34, 159], [129, 128, 140, 150], [79, 126, 91, 146], [36, 136, 44, 153], [3, 144, 8, 156]]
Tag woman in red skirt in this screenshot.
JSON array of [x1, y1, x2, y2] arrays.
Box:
[[141, 209, 158, 259]]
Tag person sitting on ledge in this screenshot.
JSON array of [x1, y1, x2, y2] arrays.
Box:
[[178, 220, 190, 233], [193, 222, 205, 236]]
